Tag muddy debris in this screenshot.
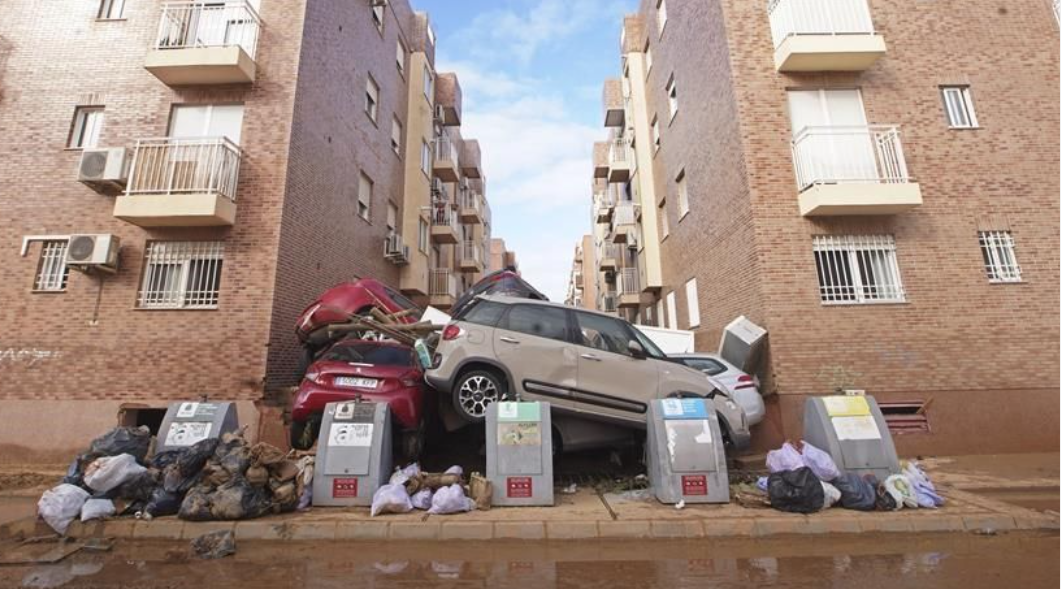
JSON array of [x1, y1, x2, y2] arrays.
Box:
[[190, 530, 236, 560]]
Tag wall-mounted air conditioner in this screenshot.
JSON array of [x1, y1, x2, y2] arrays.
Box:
[[65, 234, 121, 273], [78, 148, 129, 194]]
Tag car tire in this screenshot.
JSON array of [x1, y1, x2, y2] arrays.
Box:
[[452, 369, 506, 423]]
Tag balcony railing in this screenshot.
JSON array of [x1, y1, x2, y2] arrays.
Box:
[[155, 1, 262, 58], [600, 293, 618, 313], [791, 125, 910, 192], [598, 243, 620, 262], [768, 0, 875, 49], [126, 137, 242, 201], [459, 189, 481, 214], [613, 202, 638, 226], [460, 240, 482, 265], [430, 204, 458, 229], [609, 139, 628, 164], [619, 268, 640, 295], [429, 269, 458, 297], [435, 134, 459, 169]]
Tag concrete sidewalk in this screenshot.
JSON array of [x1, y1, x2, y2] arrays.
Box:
[[1, 454, 1056, 542]]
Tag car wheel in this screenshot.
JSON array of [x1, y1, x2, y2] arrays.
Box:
[[453, 370, 505, 422]]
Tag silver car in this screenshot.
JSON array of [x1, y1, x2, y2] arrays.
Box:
[[425, 295, 751, 451], [671, 353, 765, 426]]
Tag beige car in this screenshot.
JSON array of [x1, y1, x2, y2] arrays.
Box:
[[426, 295, 751, 451]]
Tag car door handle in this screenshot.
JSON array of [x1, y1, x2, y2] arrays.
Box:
[[500, 336, 520, 344], [580, 353, 602, 361]]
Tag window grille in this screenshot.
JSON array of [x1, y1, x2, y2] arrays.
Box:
[[978, 231, 1022, 283], [813, 235, 905, 304], [35, 241, 69, 292], [138, 241, 225, 309]]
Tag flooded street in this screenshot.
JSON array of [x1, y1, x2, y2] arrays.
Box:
[[1, 531, 1056, 589]]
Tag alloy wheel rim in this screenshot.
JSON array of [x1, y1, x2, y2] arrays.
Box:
[[458, 375, 499, 417]]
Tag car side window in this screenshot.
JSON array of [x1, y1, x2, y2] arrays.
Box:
[[460, 300, 506, 327], [382, 286, 419, 311], [501, 305, 569, 342], [682, 358, 726, 375], [575, 312, 634, 357]]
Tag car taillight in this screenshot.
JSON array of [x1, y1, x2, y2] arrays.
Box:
[[304, 370, 322, 385], [735, 375, 756, 390], [400, 376, 419, 387], [442, 324, 464, 341]]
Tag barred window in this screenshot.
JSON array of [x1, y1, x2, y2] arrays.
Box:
[[813, 235, 905, 304], [978, 231, 1022, 283], [34, 241, 70, 292], [138, 241, 225, 309]]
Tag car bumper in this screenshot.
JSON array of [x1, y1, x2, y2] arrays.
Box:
[[291, 382, 423, 430]]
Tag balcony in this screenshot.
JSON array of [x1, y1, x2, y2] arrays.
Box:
[[459, 189, 483, 225], [593, 142, 610, 179], [598, 243, 619, 271], [602, 78, 625, 128], [600, 293, 618, 313], [617, 268, 642, 308], [594, 190, 615, 224], [608, 139, 631, 183], [611, 202, 638, 244], [433, 134, 460, 182], [429, 269, 459, 309], [429, 201, 459, 244], [574, 272, 584, 289], [458, 241, 484, 274], [768, 0, 886, 72], [144, 1, 262, 86], [114, 137, 241, 227], [791, 125, 922, 217], [384, 233, 410, 266]]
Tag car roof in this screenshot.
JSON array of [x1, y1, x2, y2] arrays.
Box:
[[477, 294, 623, 320]]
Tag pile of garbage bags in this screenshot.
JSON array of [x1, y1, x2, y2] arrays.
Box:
[[370, 465, 492, 517], [38, 426, 312, 534], [761, 441, 944, 514]]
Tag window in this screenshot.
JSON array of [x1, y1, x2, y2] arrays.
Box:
[[576, 312, 637, 357], [68, 107, 104, 149], [391, 117, 403, 154], [97, 0, 125, 19], [666, 291, 677, 330], [169, 103, 245, 144], [665, 75, 678, 120], [978, 230, 1022, 283], [427, 24, 436, 47], [418, 218, 429, 253], [421, 140, 432, 174], [680, 357, 727, 376], [685, 278, 700, 328], [651, 116, 661, 151], [138, 241, 225, 309], [659, 199, 670, 239], [357, 173, 373, 220], [501, 305, 569, 342], [677, 170, 689, 218], [371, 1, 385, 33], [34, 241, 69, 292], [941, 86, 978, 129], [656, 0, 668, 36], [365, 76, 380, 123], [813, 235, 905, 304], [645, 43, 653, 73], [458, 300, 506, 327], [386, 202, 398, 233], [423, 65, 434, 101], [324, 342, 412, 366], [396, 39, 406, 75]]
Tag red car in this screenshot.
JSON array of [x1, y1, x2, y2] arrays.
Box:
[[295, 279, 422, 352], [290, 339, 432, 458]]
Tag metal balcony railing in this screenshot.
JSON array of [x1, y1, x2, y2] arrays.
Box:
[[598, 243, 620, 262], [155, 1, 262, 58], [434, 133, 459, 169], [459, 189, 481, 214], [619, 267, 640, 295], [126, 137, 242, 201], [600, 293, 618, 312], [767, 0, 875, 49], [430, 204, 458, 229], [613, 202, 638, 226], [460, 240, 482, 265], [609, 138, 628, 164], [791, 125, 911, 192], [429, 269, 458, 297]]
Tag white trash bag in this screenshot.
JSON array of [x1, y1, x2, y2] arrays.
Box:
[[80, 498, 116, 522], [38, 484, 90, 534], [83, 454, 147, 493], [820, 481, 842, 509], [427, 484, 475, 515], [370, 483, 413, 517], [411, 489, 433, 510]]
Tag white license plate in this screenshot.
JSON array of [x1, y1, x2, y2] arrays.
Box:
[[335, 376, 378, 389]]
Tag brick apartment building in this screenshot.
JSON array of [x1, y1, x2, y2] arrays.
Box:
[[0, 0, 493, 460], [488, 237, 519, 274], [565, 235, 598, 311], [582, 0, 1059, 454]]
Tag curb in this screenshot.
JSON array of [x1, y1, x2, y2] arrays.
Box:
[[3, 511, 1057, 543]]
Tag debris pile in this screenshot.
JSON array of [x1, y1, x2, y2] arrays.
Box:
[[370, 464, 492, 517]]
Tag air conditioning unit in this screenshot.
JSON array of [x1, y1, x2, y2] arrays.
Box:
[[65, 234, 120, 273], [627, 236, 640, 249], [78, 148, 130, 194]]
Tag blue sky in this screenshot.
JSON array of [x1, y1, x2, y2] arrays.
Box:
[[416, 0, 639, 301]]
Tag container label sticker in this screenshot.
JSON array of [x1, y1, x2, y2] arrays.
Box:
[[497, 402, 541, 423], [661, 398, 708, 420], [822, 396, 871, 417], [831, 415, 882, 440], [175, 402, 219, 419], [328, 423, 374, 447], [498, 422, 541, 446], [164, 421, 212, 447], [506, 477, 533, 498], [682, 475, 708, 496], [332, 478, 359, 498]]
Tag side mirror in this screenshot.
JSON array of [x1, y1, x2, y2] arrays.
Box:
[[628, 340, 646, 359]]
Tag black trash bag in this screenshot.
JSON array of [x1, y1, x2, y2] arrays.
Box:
[[192, 530, 236, 560], [213, 434, 251, 476], [163, 439, 219, 494], [831, 472, 877, 511], [178, 486, 215, 521], [767, 467, 825, 514], [61, 452, 103, 487], [145, 487, 182, 518], [114, 469, 160, 503], [208, 477, 272, 521], [88, 426, 152, 462], [150, 450, 185, 470]]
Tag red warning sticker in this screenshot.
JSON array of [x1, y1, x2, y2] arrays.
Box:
[[332, 477, 359, 499], [681, 475, 708, 496], [507, 477, 533, 498]]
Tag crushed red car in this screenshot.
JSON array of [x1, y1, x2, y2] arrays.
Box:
[[290, 339, 432, 458], [450, 268, 547, 317]]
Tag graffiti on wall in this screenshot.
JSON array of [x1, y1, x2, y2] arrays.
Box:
[[0, 348, 63, 367]]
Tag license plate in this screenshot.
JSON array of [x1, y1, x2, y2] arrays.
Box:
[[335, 376, 378, 389]]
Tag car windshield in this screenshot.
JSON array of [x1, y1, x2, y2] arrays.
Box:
[[629, 325, 667, 359], [322, 343, 412, 366]]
